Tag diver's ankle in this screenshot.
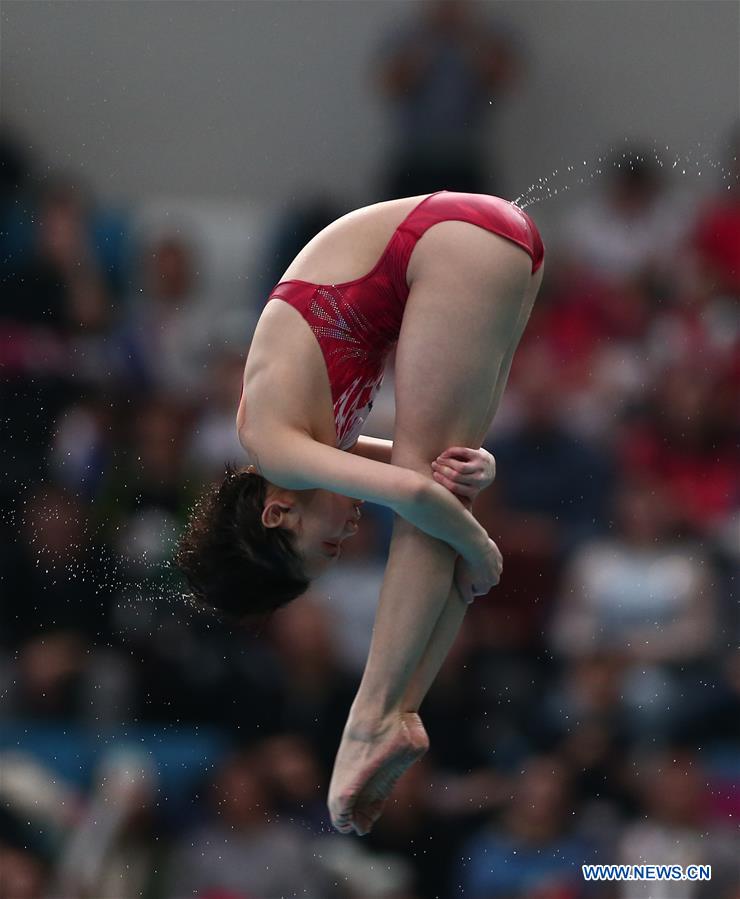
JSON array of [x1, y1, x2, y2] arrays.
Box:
[[345, 702, 400, 739]]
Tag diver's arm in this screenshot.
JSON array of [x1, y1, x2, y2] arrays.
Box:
[[253, 428, 490, 565]]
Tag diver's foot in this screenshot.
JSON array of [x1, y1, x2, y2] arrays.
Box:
[[328, 711, 429, 835]]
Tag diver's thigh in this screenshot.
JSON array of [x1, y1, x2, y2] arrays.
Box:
[[392, 223, 532, 466], [479, 261, 545, 428]]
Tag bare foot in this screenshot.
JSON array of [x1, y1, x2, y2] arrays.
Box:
[[328, 711, 429, 835]]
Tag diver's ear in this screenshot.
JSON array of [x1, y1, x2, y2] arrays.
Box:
[[261, 500, 294, 529]]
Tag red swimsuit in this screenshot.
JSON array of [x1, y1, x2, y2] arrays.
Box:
[[264, 190, 544, 451]]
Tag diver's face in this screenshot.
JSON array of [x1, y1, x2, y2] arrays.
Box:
[[262, 488, 363, 578], [296, 489, 363, 577]]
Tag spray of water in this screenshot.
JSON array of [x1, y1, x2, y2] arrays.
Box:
[[512, 136, 738, 210], [0, 485, 210, 635]]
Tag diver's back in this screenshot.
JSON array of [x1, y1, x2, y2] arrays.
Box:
[[276, 193, 433, 287]]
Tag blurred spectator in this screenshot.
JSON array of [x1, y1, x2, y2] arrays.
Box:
[[258, 733, 330, 831], [456, 755, 598, 898], [543, 655, 630, 742], [54, 749, 163, 899], [550, 478, 716, 661], [556, 146, 694, 283], [186, 350, 247, 481], [487, 343, 615, 557], [0, 127, 35, 282], [0, 176, 116, 492], [0, 484, 125, 722], [2, 176, 111, 334], [550, 478, 718, 740], [374, 0, 523, 197], [684, 649, 740, 744], [47, 392, 114, 500], [265, 596, 360, 769], [645, 272, 739, 379], [555, 716, 634, 827], [0, 843, 48, 899], [117, 233, 224, 399], [163, 749, 330, 898], [619, 749, 740, 898], [364, 757, 490, 899], [97, 395, 194, 559], [515, 270, 657, 441], [688, 121, 740, 297], [0, 797, 54, 899], [112, 575, 285, 729], [616, 361, 738, 538], [317, 837, 418, 898]]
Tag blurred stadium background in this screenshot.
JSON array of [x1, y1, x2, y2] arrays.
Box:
[[1, 1, 738, 897]]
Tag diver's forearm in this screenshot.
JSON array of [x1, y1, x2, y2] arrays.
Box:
[[396, 477, 489, 564], [348, 438, 488, 561]]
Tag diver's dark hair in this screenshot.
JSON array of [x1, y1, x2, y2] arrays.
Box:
[[174, 464, 309, 622]]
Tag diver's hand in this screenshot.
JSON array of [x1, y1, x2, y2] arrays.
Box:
[[455, 537, 503, 602], [431, 446, 501, 600], [431, 446, 496, 499]]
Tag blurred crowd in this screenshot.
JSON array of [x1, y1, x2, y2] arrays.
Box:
[[1, 2, 739, 897]]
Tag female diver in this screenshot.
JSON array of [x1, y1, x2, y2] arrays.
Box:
[[176, 189, 545, 836]]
